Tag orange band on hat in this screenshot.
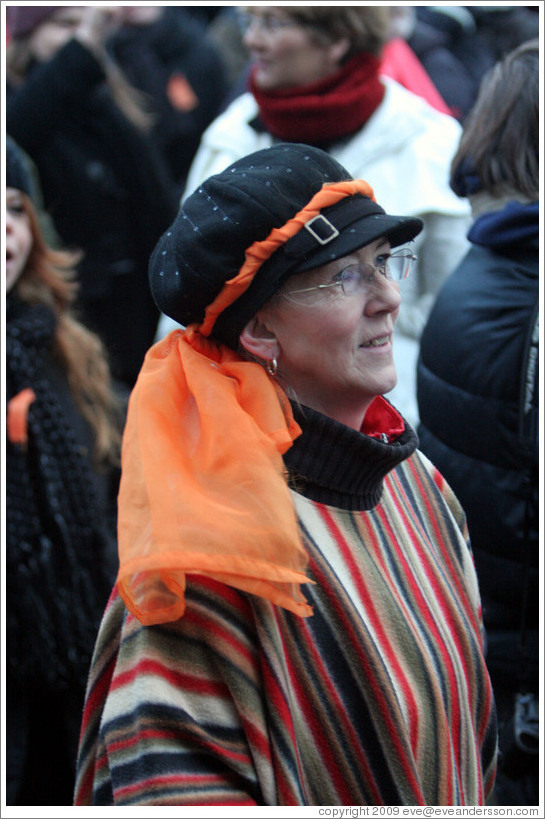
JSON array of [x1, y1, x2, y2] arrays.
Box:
[[200, 179, 375, 337]]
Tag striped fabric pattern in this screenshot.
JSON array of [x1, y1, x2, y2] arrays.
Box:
[[75, 451, 497, 806]]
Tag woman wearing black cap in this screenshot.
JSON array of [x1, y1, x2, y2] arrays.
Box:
[[75, 143, 497, 807]]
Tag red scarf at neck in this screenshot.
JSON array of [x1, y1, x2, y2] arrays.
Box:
[[250, 52, 385, 145]]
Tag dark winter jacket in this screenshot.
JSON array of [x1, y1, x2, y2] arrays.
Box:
[[109, 7, 228, 194], [416, 201, 539, 691], [7, 39, 176, 385]]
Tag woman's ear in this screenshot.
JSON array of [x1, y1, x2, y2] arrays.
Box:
[[329, 37, 351, 66], [239, 313, 279, 361]]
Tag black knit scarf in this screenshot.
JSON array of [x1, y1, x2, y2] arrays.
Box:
[[6, 297, 115, 691]]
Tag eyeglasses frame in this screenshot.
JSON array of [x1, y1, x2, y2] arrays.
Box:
[[287, 248, 418, 297]]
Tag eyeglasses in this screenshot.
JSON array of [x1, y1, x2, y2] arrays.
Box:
[[288, 248, 417, 298], [238, 11, 300, 35]]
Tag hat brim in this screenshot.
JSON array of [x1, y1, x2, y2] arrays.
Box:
[[288, 213, 423, 275]]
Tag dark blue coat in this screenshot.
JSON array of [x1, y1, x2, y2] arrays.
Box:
[[416, 202, 539, 690]]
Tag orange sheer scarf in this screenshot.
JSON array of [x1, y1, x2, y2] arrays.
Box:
[[117, 180, 375, 625], [117, 329, 311, 624]]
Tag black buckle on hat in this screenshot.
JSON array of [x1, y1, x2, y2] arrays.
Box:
[[303, 214, 339, 246], [282, 194, 382, 262]]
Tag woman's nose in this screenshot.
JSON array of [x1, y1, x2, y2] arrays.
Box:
[[365, 278, 402, 314], [243, 20, 265, 49]]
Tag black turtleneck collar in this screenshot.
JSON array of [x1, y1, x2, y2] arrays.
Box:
[[283, 402, 419, 511]]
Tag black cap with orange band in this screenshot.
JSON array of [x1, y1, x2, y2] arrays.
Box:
[[149, 142, 423, 349]]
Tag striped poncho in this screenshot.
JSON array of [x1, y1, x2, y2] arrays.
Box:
[[74, 405, 497, 806]]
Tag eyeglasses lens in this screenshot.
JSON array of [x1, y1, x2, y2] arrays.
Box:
[[340, 252, 414, 295], [387, 252, 414, 281]]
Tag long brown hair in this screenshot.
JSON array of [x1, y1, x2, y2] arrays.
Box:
[[14, 194, 123, 465], [450, 39, 539, 200]]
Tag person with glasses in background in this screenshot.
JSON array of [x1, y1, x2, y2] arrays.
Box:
[[75, 143, 497, 807], [158, 6, 471, 428]]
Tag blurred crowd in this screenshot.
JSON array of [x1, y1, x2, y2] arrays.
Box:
[[4, 4, 539, 809]]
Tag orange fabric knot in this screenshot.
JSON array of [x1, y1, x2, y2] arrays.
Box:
[[7, 388, 36, 445], [116, 329, 313, 626]]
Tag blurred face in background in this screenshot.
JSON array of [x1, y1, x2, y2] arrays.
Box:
[[5, 188, 33, 293], [242, 7, 349, 90], [26, 6, 122, 62], [119, 6, 163, 26], [26, 6, 86, 63]]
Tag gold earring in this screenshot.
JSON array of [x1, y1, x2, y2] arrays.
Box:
[[266, 357, 278, 376]]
